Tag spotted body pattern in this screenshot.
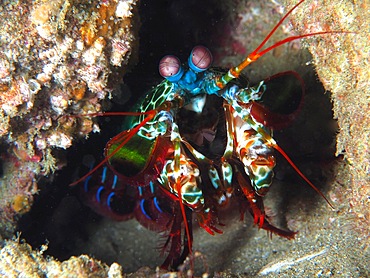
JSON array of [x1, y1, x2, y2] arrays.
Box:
[[74, 0, 339, 271]]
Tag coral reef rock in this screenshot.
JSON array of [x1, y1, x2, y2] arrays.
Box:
[[0, 0, 139, 237], [282, 0, 370, 235], [0, 239, 123, 277]]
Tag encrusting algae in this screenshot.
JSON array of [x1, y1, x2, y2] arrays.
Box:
[[0, 238, 123, 278], [282, 0, 370, 236], [0, 0, 139, 236]]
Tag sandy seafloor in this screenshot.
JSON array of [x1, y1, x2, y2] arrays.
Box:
[[73, 178, 369, 277]]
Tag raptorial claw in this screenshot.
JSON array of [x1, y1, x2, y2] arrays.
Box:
[[197, 208, 223, 235]]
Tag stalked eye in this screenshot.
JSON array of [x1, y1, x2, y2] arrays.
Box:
[[159, 55, 184, 82], [188, 45, 213, 72]]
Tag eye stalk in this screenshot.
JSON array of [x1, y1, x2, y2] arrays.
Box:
[[159, 55, 184, 82], [188, 45, 213, 73]]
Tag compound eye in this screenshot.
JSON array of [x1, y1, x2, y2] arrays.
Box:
[[189, 45, 213, 72], [159, 55, 184, 82]]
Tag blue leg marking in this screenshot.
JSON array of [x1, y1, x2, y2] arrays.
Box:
[[138, 186, 144, 197], [112, 174, 118, 189], [96, 186, 104, 203], [153, 197, 163, 213], [149, 181, 155, 194], [84, 176, 92, 192], [107, 192, 115, 208], [101, 166, 107, 184], [140, 199, 151, 220]]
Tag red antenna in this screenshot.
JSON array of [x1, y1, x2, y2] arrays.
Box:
[[216, 0, 348, 89]]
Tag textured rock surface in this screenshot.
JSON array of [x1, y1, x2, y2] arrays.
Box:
[[0, 0, 139, 236], [282, 0, 370, 234], [0, 239, 123, 278]]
